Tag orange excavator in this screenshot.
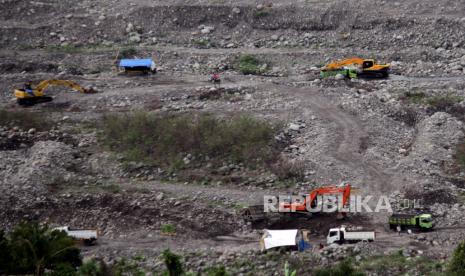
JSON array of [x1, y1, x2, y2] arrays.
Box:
[[280, 184, 352, 212], [241, 184, 354, 223], [320, 57, 390, 79], [14, 79, 96, 106]]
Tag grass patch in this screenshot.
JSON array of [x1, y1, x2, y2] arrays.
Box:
[[454, 141, 465, 170], [0, 109, 52, 131], [161, 224, 176, 235], [426, 94, 463, 108], [45, 44, 82, 53], [192, 39, 210, 48], [457, 191, 465, 204], [237, 54, 267, 75], [315, 260, 364, 276], [359, 251, 443, 276], [100, 112, 281, 171], [400, 91, 462, 108], [253, 10, 269, 18], [119, 47, 138, 58], [270, 158, 305, 182], [401, 91, 427, 104]]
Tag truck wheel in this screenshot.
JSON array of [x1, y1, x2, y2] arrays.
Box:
[[84, 238, 96, 246]]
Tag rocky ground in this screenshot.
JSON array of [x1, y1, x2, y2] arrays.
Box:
[[1, 0, 465, 275]]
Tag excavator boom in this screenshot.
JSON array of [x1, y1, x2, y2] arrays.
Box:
[[321, 57, 390, 79], [322, 58, 365, 71], [282, 184, 352, 212], [34, 79, 95, 94], [14, 79, 96, 106]]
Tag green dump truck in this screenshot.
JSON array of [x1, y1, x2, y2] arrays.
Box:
[[389, 213, 433, 231]]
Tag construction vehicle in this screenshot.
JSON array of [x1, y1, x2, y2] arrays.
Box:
[[53, 226, 99, 245], [118, 58, 157, 74], [389, 213, 433, 231], [327, 226, 375, 244], [241, 184, 353, 223], [14, 79, 96, 106], [320, 57, 390, 79]]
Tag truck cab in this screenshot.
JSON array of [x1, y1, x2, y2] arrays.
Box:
[[327, 228, 343, 244], [417, 214, 433, 229]]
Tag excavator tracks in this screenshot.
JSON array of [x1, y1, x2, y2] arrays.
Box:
[[17, 96, 53, 106]]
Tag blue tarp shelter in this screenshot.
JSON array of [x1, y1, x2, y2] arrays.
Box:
[[119, 59, 154, 69]]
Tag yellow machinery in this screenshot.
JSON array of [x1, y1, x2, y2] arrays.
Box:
[[14, 79, 96, 105], [321, 57, 390, 79]]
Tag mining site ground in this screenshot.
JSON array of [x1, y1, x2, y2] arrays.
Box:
[[1, 0, 465, 275]]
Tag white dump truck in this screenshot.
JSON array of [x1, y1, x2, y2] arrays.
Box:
[[54, 226, 99, 245], [327, 226, 375, 244]]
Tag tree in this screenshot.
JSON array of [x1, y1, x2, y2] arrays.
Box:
[[0, 230, 11, 274], [162, 249, 184, 276], [4, 222, 81, 275], [448, 241, 465, 276]]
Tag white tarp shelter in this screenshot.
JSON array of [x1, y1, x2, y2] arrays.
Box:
[[260, 229, 298, 250]]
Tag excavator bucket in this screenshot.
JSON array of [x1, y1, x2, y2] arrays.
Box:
[[14, 80, 97, 106], [84, 87, 97, 94], [241, 205, 266, 222]]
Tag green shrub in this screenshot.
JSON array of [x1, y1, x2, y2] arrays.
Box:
[[77, 259, 105, 276], [162, 249, 184, 276], [284, 261, 296, 276], [205, 265, 229, 276], [0, 109, 52, 131], [237, 55, 265, 75], [46, 263, 77, 276], [161, 224, 176, 235], [100, 113, 280, 171], [270, 158, 305, 181], [192, 39, 209, 48], [315, 260, 364, 276], [448, 241, 465, 275], [112, 258, 145, 276], [402, 91, 426, 104], [119, 47, 137, 58], [1, 222, 81, 275], [114, 258, 145, 276], [253, 10, 269, 18]]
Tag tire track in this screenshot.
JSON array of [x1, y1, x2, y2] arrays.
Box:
[[275, 83, 392, 194]]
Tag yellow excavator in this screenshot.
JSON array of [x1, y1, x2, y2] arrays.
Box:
[[14, 79, 96, 106], [320, 57, 390, 79]]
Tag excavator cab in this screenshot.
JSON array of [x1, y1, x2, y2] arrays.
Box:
[[362, 59, 374, 69], [321, 57, 389, 79]]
